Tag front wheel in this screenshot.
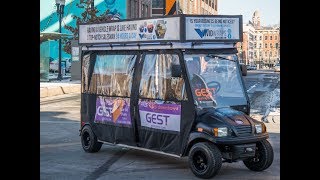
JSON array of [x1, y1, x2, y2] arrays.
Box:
[[188, 142, 222, 179], [243, 140, 274, 171], [81, 125, 102, 153]]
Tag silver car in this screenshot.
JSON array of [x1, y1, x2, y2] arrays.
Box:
[[274, 63, 280, 72]]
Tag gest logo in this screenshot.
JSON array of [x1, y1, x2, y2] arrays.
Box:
[[146, 113, 169, 125], [195, 88, 216, 97], [97, 106, 111, 117]]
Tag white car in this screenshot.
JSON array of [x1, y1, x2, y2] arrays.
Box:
[[274, 64, 280, 72], [50, 59, 71, 72]]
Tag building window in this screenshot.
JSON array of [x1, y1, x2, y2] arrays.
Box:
[[260, 36, 262, 40], [270, 43, 273, 48], [275, 36, 278, 40], [254, 43, 256, 48], [152, 0, 163, 8], [141, 4, 143, 17], [265, 52, 267, 56], [276, 43, 279, 48], [270, 36, 273, 40], [270, 52, 272, 56], [265, 43, 267, 48], [265, 36, 268, 40], [259, 43, 262, 48], [215, 0, 217, 10], [146, 5, 148, 17], [254, 35, 257, 40], [206, 0, 209, 4], [274, 52, 277, 57]]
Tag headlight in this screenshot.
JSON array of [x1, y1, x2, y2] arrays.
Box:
[[255, 124, 262, 133], [213, 127, 228, 137]]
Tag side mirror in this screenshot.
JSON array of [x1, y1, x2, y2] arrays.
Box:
[[171, 64, 182, 78]]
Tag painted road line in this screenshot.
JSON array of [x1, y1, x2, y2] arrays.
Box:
[[40, 142, 81, 148], [40, 121, 79, 123], [247, 83, 258, 92]]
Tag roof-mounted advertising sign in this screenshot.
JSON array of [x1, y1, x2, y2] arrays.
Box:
[[185, 16, 242, 42], [78, 15, 242, 45], [79, 17, 181, 44]]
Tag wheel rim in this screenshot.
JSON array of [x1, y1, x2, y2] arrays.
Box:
[[253, 146, 262, 162], [82, 131, 91, 149], [192, 150, 208, 173], [247, 144, 263, 163]]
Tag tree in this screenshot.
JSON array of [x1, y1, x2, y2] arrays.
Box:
[[63, 0, 114, 54]]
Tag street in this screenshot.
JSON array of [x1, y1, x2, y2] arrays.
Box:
[[40, 69, 280, 180]]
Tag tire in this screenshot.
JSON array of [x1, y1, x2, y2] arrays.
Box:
[[243, 140, 274, 171], [81, 125, 102, 153], [188, 142, 222, 179]]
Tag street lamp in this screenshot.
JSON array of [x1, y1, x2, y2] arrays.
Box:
[[56, 0, 65, 81]]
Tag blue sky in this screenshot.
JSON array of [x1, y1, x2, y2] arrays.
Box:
[[218, 0, 280, 26]]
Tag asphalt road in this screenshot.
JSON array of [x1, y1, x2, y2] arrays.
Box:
[[40, 69, 280, 180]]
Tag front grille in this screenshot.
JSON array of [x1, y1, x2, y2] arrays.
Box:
[[235, 125, 252, 136]]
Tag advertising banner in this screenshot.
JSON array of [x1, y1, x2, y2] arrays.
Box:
[[185, 16, 241, 41], [79, 17, 180, 44], [139, 100, 181, 132], [95, 96, 131, 125]]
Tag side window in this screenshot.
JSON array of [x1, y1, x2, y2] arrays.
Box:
[[139, 54, 187, 101], [88, 54, 136, 97]]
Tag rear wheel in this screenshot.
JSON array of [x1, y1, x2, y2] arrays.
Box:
[[243, 140, 274, 171], [188, 142, 222, 179], [81, 125, 102, 153]]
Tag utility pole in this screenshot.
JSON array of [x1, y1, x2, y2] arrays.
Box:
[[56, 0, 65, 81]]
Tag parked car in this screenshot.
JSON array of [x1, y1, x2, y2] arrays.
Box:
[[49, 58, 71, 73], [274, 63, 280, 72], [251, 65, 257, 70], [246, 65, 252, 70]]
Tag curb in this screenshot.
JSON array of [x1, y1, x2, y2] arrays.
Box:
[[40, 84, 80, 98]]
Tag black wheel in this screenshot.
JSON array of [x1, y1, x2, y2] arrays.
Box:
[[81, 125, 102, 153], [243, 140, 274, 171], [188, 142, 222, 179]]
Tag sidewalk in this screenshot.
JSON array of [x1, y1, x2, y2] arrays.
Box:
[[40, 79, 81, 98]]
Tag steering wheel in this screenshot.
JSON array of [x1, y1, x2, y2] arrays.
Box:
[[207, 81, 221, 94]]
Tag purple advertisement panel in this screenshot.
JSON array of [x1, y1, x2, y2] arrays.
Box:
[[139, 100, 181, 132], [95, 96, 131, 125]]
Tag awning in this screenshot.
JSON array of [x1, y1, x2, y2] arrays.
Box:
[[40, 32, 73, 43]]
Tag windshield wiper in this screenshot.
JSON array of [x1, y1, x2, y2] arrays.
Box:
[[206, 55, 236, 62]]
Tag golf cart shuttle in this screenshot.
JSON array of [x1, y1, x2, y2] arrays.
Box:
[[78, 15, 273, 179]]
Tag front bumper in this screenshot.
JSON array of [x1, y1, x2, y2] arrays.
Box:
[[188, 132, 269, 146], [215, 133, 269, 145], [222, 143, 256, 160]]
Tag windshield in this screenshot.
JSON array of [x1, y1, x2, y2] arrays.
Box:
[[184, 53, 247, 108]]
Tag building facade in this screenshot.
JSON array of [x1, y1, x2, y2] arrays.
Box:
[[40, 0, 152, 60], [252, 10, 280, 67], [237, 10, 280, 68], [128, 0, 152, 18], [151, 0, 218, 17], [258, 28, 280, 67]]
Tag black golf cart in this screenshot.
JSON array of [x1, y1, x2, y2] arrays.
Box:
[[78, 15, 273, 179]]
